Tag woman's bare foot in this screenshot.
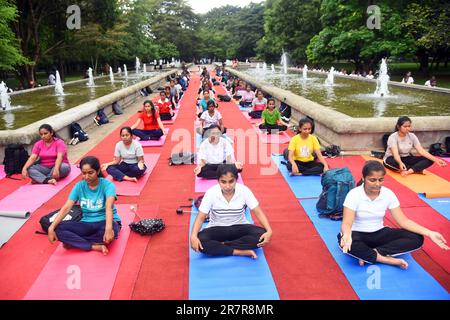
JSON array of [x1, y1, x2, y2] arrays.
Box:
[[92, 244, 109, 255], [47, 179, 57, 185], [290, 172, 303, 176], [233, 249, 258, 259], [400, 169, 413, 177], [358, 259, 365, 267], [123, 176, 138, 183], [63, 243, 73, 249], [377, 253, 408, 269]]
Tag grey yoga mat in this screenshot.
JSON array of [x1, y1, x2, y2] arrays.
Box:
[[0, 211, 31, 248]]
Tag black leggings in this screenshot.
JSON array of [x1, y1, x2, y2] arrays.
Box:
[[337, 227, 424, 264], [259, 123, 287, 133], [198, 224, 266, 256], [384, 156, 433, 173], [249, 110, 262, 119], [197, 163, 242, 179], [286, 160, 324, 175], [160, 113, 173, 121], [132, 129, 163, 140]]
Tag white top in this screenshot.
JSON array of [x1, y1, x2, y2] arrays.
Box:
[[366, 74, 374, 79], [344, 185, 400, 232], [198, 137, 234, 164], [114, 140, 144, 164], [401, 77, 414, 84], [200, 109, 222, 128], [199, 183, 259, 228], [384, 132, 421, 159]]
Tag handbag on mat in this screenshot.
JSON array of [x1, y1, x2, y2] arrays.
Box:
[[129, 218, 165, 235]]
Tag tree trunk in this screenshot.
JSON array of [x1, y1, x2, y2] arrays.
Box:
[[417, 49, 429, 75]]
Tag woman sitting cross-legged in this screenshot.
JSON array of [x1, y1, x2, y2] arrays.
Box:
[[21, 124, 71, 185], [258, 98, 288, 134], [48, 156, 122, 255], [287, 117, 329, 176], [383, 116, 447, 176], [131, 100, 166, 141], [101, 127, 146, 183], [156, 91, 175, 121], [194, 125, 243, 179], [197, 100, 226, 137], [248, 90, 267, 119], [239, 84, 255, 108], [190, 164, 273, 259], [339, 161, 448, 269]]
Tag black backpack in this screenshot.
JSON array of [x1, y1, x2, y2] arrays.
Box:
[[429, 143, 446, 156], [169, 152, 196, 165], [96, 109, 109, 124], [218, 94, 231, 102], [112, 102, 123, 115], [70, 122, 89, 141], [3, 144, 29, 177], [322, 145, 341, 158], [445, 136, 450, 153], [382, 133, 390, 151], [38, 205, 83, 234]]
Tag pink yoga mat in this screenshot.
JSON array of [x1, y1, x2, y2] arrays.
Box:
[[138, 129, 169, 147], [162, 111, 178, 125], [195, 175, 244, 192], [23, 204, 135, 300], [441, 157, 450, 163], [0, 166, 5, 180], [0, 165, 80, 213], [255, 127, 291, 144], [243, 112, 260, 124], [106, 154, 160, 196]]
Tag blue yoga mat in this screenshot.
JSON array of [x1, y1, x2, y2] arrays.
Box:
[[196, 133, 203, 150], [271, 154, 323, 199], [188, 204, 279, 300], [299, 199, 450, 300], [418, 194, 450, 220]]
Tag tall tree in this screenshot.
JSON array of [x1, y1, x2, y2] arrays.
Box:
[[0, 0, 28, 71], [257, 0, 322, 64], [306, 0, 416, 72]]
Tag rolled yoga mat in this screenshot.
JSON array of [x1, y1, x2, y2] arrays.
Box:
[[0, 211, 31, 248]]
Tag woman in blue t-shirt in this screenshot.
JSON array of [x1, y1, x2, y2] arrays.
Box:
[[48, 156, 121, 255]]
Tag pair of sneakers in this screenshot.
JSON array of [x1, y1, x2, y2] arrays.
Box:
[[69, 136, 79, 145]]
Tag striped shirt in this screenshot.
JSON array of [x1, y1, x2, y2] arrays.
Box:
[[199, 183, 259, 228]]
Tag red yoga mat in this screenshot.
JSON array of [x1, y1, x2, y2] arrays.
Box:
[[0, 165, 80, 213], [106, 154, 160, 196], [255, 127, 291, 144], [137, 129, 169, 147], [23, 204, 135, 300], [195, 174, 244, 193]]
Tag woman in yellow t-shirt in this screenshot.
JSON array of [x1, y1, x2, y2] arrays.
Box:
[[287, 118, 329, 175]]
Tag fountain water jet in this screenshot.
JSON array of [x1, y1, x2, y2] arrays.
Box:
[[302, 65, 308, 80], [324, 66, 335, 86], [87, 68, 95, 87], [136, 57, 141, 74], [109, 67, 115, 83], [281, 51, 288, 74], [374, 58, 390, 97], [271, 64, 275, 72], [0, 81, 11, 110], [124, 65, 128, 78], [54, 71, 64, 95]]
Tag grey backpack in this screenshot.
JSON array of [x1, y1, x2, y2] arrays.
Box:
[[169, 152, 196, 165]]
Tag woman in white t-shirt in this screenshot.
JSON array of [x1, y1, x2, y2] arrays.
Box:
[[190, 164, 273, 258], [194, 125, 243, 179], [197, 100, 226, 137], [339, 161, 448, 269], [383, 116, 446, 176], [401, 71, 414, 84], [101, 127, 146, 183], [239, 84, 255, 108]]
